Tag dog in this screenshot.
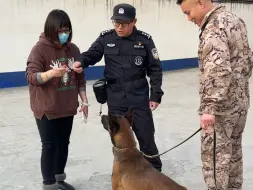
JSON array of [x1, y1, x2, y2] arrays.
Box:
[[101, 109, 187, 190]]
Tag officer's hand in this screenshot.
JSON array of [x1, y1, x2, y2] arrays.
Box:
[[200, 114, 215, 133], [73, 61, 83, 73], [150, 101, 159, 111]]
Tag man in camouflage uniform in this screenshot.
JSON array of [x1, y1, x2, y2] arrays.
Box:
[[176, 0, 253, 189]]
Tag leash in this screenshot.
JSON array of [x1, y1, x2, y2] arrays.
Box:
[[213, 130, 217, 189], [142, 127, 202, 158], [142, 126, 218, 189], [99, 104, 103, 116]]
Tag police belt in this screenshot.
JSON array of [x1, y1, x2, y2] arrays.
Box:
[[106, 73, 146, 84]]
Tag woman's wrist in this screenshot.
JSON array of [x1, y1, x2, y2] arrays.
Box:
[[37, 70, 54, 84], [79, 91, 88, 103]]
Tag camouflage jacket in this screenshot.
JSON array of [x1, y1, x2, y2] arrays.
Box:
[[198, 4, 253, 116]]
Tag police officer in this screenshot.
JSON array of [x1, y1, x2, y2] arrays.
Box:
[[73, 3, 164, 171]]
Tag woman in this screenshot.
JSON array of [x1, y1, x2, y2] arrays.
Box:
[[25, 9, 88, 190]]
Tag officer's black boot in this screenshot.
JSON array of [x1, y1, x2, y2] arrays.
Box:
[[144, 153, 162, 172], [55, 173, 75, 190], [155, 157, 162, 172]]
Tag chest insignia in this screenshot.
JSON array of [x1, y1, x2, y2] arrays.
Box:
[[134, 56, 143, 66], [134, 45, 144, 49], [107, 43, 116, 47], [134, 41, 144, 49]]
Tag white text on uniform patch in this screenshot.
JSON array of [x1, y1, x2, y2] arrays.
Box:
[[134, 45, 144, 49], [107, 43, 116, 47]]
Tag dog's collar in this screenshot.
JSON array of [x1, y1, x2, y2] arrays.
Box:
[[113, 146, 137, 151], [112, 146, 142, 161]]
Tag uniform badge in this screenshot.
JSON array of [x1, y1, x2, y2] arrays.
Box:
[[134, 56, 143, 66], [107, 43, 115, 47], [119, 8, 124, 14], [151, 48, 159, 59], [134, 45, 144, 49], [134, 42, 144, 49]]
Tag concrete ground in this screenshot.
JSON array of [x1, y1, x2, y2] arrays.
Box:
[[0, 68, 252, 190]]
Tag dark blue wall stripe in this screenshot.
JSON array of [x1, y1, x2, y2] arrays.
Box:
[[0, 57, 198, 89]]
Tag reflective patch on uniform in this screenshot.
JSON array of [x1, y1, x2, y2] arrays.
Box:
[[100, 29, 114, 36], [151, 48, 159, 59], [101, 30, 109, 35], [134, 56, 143, 66], [141, 32, 151, 39], [137, 30, 152, 40], [107, 43, 115, 47]]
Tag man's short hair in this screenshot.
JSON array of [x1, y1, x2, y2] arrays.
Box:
[[177, 0, 212, 5], [176, 0, 185, 5]]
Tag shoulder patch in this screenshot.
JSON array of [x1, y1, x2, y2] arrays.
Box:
[[100, 29, 114, 36], [137, 30, 152, 40]]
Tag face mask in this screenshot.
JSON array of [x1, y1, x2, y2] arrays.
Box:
[[58, 33, 69, 45]]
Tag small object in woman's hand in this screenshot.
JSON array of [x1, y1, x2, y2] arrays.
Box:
[[81, 102, 90, 123]]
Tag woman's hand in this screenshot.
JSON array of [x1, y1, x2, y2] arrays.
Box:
[[79, 100, 89, 123], [50, 65, 69, 78]]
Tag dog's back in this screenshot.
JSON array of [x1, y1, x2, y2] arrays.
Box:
[[101, 113, 187, 190], [113, 147, 187, 190]]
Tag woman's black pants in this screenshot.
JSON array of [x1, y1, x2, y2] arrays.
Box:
[[35, 115, 73, 185]]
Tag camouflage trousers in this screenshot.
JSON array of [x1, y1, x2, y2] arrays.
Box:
[[201, 110, 248, 190]]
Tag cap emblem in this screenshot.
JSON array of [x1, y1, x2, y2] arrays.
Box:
[[118, 8, 124, 14]]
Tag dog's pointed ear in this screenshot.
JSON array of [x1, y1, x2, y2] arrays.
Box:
[[125, 108, 134, 125]]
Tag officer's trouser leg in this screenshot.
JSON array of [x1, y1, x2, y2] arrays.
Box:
[[132, 106, 162, 171], [201, 110, 247, 190]]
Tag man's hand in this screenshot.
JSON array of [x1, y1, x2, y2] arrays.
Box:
[[73, 61, 83, 73], [149, 101, 159, 111], [200, 114, 215, 132]]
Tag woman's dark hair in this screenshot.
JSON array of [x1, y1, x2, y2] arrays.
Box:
[[44, 9, 72, 43]]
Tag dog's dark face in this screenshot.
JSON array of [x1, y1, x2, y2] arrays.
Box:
[[101, 109, 135, 148], [101, 108, 133, 133], [101, 114, 122, 146], [101, 114, 121, 135]]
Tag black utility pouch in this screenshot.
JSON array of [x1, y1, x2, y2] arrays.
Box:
[[93, 78, 107, 104]]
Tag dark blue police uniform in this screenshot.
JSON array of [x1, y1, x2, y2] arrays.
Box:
[[78, 3, 164, 171]]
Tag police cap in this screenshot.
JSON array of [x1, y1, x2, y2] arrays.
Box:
[[111, 3, 136, 21]]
